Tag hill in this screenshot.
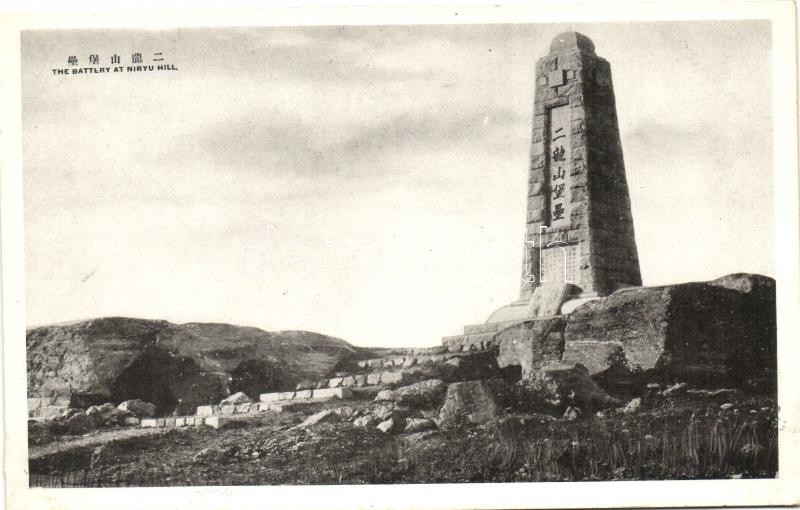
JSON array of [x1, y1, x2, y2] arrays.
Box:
[[27, 317, 362, 414]]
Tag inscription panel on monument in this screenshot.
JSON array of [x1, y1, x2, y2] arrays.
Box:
[[547, 104, 571, 228], [540, 244, 578, 285]]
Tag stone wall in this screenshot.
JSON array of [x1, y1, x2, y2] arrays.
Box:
[[28, 395, 72, 418]]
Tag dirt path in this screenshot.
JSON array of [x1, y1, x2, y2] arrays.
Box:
[[29, 426, 165, 459]]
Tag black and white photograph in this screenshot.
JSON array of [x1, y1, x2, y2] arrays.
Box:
[[2, 3, 799, 509]]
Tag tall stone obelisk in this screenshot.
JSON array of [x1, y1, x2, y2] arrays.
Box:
[[519, 31, 641, 300]]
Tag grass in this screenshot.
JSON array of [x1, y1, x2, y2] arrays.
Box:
[[29, 393, 777, 487]]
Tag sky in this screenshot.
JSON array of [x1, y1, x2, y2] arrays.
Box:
[[22, 21, 773, 347]]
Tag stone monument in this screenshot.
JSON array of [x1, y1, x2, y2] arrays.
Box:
[[443, 31, 642, 348]]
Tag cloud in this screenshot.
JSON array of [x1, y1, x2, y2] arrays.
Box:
[[188, 104, 528, 180]]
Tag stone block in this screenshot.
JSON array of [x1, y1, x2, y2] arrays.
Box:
[[357, 360, 368, 369], [367, 358, 384, 368], [220, 391, 253, 405], [341, 376, 356, 387], [221, 405, 236, 415], [195, 405, 216, 416], [155, 418, 166, 427], [235, 404, 251, 414], [204, 416, 230, 429], [53, 396, 71, 406], [40, 406, 68, 418], [353, 374, 367, 387], [328, 377, 343, 388], [495, 317, 567, 377], [164, 417, 176, 427], [174, 417, 188, 427], [380, 371, 406, 386], [260, 392, 281, 402], [294, 389, 313, 400], [311, 387, 353, 400], [123, 417, 141, 426], [140, 418, 158, 428], [366, 373, 382, 385]]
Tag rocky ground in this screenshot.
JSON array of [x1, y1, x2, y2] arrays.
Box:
[[29, 384, 778, 487], [26, 274, 778, 487]]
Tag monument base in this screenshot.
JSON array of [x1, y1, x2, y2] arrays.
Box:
[[442, 284, 644, 351]]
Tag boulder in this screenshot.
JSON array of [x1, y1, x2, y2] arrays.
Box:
[[332, 406, 356, 420], [622, 398, 641, 414], [404, 418, 437, 434], [438, 379, 508, 428], [66, 412, 94, 435], [371, 402, 406, 422], [495, 317, 566, 377], [562, 274, 776, 388], [98, 403, 116, 414], [298, 409, 340, 428], [220, 392, 252, 405], [116, 399, 156, 417], [61, 408, 83, 419], [373, 390, 396, 402], [353, 415, 380, 428], [376, 417, 405, 434], [528, 362, 620, 411], [393, 379, 447, 408], [193, 447, 229, 464]]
